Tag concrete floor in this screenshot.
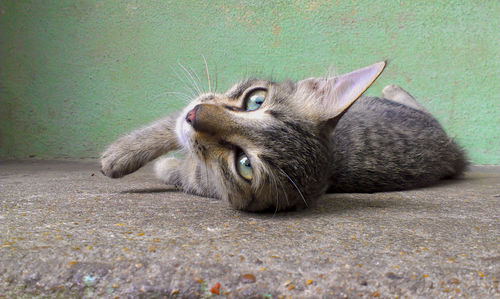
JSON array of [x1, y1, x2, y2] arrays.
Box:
[[0, 161, 498, 298]]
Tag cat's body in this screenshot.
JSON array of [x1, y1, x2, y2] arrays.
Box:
[[101, 62, 467, 212], [328, 94, 466, 193]]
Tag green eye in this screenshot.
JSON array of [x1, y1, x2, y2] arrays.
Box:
[[236, 152, 253, 181], [245, 89, 267, 111]]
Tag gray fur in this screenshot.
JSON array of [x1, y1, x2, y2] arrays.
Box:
[[328, 96, 466, 193], [101, 73, 467, 212], [100, 114, 180, 178]]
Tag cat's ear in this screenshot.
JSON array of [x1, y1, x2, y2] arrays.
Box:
[[297, 61, 386, 121]]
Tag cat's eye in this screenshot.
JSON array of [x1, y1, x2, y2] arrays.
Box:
[[244, 89, 267, 111], [236, 152, 253, 181]]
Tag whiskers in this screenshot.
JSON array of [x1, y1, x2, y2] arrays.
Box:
[[265, 170, 283, 216], [202, 55, 213, 93], [176, 62, 203, 96], [260, 166, 308, 214], [274, 172, 289, 216], [152, 55, 218, 104], [278, 168, 308, 209]]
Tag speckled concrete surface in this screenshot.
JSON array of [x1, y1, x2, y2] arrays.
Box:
[[0, 161, 499, 298]]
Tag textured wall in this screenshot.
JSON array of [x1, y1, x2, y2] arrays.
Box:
[[1, 1, 499, 164]]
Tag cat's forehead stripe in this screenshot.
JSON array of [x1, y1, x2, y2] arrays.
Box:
[[226, 79, 261, 99]]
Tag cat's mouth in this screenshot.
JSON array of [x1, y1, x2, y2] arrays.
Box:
[[175, 116, 189, 148]]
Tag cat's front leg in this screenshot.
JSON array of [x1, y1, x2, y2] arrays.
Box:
[[101, 114, 181, 178]]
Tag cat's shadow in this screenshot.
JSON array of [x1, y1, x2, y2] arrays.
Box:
[[121, 179, 467, 217], [251, 192, 432, 219], [118, 187, 412, 216], [314, 194, 417, 214], [120, 187, 177, 194], [285, 178, 467, 218]]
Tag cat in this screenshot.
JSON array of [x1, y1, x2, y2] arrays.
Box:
[[100, 61, 467, 212]]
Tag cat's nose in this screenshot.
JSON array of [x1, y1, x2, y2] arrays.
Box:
[[185, 103, 237, 135], [185, 105, 200, 126]]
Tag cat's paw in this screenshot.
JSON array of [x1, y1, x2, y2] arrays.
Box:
[[154, 157, 181, 186], [382, 85, 428, 113], [381, 84, 406, 99], [100, 138, 141, 178]]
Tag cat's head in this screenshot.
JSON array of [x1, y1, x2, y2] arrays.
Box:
[[175, 62, 385, 211]]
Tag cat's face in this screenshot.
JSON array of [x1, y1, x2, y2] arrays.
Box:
[[174, 62, 386, 211], [176, 79, 333, 211]]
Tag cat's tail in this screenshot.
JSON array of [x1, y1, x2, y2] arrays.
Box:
[[445, 139, 469, 179]]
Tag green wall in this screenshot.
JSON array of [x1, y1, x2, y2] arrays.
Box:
[[1, 1, 499, 164]]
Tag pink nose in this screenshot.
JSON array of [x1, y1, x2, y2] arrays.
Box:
[[185, 106, 198, 124]]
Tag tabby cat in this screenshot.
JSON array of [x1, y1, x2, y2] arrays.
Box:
[[100, 62, 467, 212]]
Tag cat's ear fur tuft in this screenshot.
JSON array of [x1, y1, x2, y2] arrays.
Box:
[[297, 61, 386, 121]]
